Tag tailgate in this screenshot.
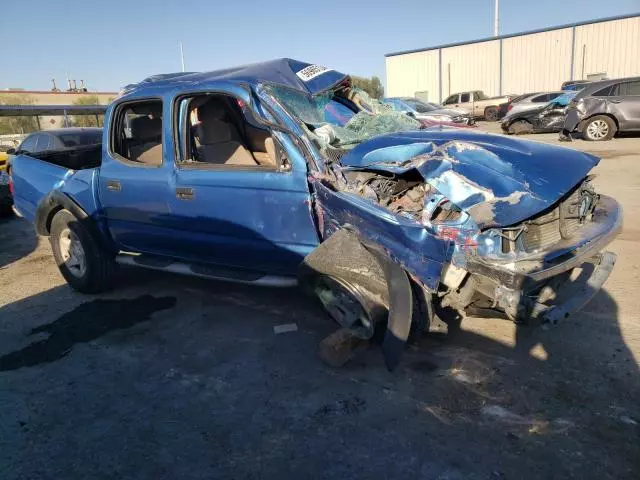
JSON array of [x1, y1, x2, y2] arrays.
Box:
[[10, 154, 72, 222]]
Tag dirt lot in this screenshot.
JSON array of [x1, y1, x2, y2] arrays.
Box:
[[1, 128, 639, 479]]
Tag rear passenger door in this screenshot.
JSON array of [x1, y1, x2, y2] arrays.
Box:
[[98, 98, 174, 254], [167, 89, 319, 276], [613, 81, 640, 130]]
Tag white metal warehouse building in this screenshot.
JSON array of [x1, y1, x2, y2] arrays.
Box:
[[385, 13, 640, 103]]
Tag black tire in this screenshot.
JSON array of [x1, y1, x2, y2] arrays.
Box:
[[484, 106, 498, 121], [509, 120, 533, 135], [583, 115, 616, 141], [49, 209, 116, 293]]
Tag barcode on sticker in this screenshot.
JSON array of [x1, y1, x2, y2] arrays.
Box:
[[296, 65, 331, 82]]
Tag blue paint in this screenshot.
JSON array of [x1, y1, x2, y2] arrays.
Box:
[[338, 129, 599, 228], [10, 58, 606, 294]]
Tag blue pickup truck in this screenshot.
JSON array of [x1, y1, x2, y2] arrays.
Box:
[[10, 59, 622, 369]]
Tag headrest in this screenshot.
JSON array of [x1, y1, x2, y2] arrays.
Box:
[[197, 118, 232, 144], [130, 116, 161, 140], [198, 98, 230, 123]]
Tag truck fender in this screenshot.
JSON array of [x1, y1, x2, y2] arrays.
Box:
[[298, 228, 414, 371], [35, 191, 113, 252]]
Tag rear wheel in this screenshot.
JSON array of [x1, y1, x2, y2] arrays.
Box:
[[49, 209, 116, 293], [484, 106, 498, 121], [583, 115, 616, 141]]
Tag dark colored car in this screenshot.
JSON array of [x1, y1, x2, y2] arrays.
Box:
[[501, 92, 577, 135], [497, 93, 529, 120], [564, 76, 640, 141], [11, 128, 103, 156]]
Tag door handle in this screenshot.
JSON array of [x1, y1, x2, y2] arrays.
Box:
[[610, 99, 621, 104], [106, 180, 121, 192], [176, 187, 194, 200]]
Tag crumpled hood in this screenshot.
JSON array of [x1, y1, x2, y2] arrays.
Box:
[[337, 129, 600, 228]]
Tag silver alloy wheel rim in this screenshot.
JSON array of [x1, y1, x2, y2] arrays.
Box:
[[587, 119, 609, 139], [59, 228, 87, 278]]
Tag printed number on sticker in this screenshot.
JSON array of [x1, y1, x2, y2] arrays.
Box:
[[296, 65, 331, 82]]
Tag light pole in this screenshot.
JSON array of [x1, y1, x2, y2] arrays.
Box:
[[494, 0, 500, 37]]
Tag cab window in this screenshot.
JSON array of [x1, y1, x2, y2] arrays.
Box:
[[443, 95, 458, 105], [111, 100, 163, 166]]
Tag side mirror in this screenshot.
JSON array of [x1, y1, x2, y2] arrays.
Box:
[[6, 148, 15, 155]]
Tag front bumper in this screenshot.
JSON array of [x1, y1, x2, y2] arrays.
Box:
[[466, 194, 622, 322]]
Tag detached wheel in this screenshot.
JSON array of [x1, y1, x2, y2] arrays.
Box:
[[49, 209, 115, 293], [509, 120, 533, 135], [484, 106, 498, 121], [583, 115, 616, 141]]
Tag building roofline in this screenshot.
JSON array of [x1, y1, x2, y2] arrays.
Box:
[[0, 90, 118, 95], [385, 12, 640, 57]]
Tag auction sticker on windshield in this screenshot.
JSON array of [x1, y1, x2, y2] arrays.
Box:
[[296, 65, 332, 82]]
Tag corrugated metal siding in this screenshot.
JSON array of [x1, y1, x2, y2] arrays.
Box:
[[441, 40, 500, 99], [385, 50, 439, 100], [502, 28, 572, 93], [385, 15, 640, 101], [573, 17, 640, 80]]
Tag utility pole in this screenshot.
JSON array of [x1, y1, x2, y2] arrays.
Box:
[[494, 0, 500, 37], [180, 42, 185, 72]]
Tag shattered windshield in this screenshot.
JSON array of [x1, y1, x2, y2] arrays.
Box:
[[265, 85, 422, 148]]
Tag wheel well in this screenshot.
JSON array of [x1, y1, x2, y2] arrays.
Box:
[[45, 206, 64, 235], [580, 113, 619, 131]]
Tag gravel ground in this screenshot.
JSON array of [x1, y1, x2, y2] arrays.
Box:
[[1, 128, 639, 479]]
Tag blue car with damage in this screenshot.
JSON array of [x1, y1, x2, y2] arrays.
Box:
[[9, 59, 622, 370]]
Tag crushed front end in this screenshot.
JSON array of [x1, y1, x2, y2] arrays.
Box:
[[313, 132, 622, 331], [444, 178, 621, 324]]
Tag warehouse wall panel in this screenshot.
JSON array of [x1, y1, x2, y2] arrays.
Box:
[[573, 17, 640, 81], [502, 27, 573, 93], [441, 40, 500, 100], [385, 15, 640, 101], [385, 50, 439, 101]]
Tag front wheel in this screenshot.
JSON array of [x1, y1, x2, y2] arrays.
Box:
[[49, 209, 116, 293], [484, 106, 498, 121], [509, 120, 533, 135], [583, 115, 616, 141]]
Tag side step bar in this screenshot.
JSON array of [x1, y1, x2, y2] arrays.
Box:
[[116, 254, 297, 288]]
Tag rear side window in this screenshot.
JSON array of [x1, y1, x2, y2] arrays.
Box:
[[617, 81, 640, 96], [111, 100, 163, 166], [18, 135, 37, 153], [531, 94, 550, 102], [593, 85, 614, 96]]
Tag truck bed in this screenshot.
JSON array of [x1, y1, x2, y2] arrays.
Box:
[[10, 144, 101, 222]]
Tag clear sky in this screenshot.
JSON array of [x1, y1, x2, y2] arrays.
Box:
[[1, 0, 638, 92]]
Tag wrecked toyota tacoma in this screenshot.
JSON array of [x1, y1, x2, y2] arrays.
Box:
[[9, 59, 622, 370]]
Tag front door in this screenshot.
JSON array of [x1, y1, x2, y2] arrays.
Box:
[[166, 90, 319, 276], [98, 98, 175, 255], [537, 104, 567, 132]]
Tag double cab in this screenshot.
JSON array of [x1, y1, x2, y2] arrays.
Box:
[[9, 59, 622, 369]]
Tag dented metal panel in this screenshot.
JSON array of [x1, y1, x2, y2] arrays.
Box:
[[336, 129, 599, 229]]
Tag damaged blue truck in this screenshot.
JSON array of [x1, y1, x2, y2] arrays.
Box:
[[9, 59, 622, 370]]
